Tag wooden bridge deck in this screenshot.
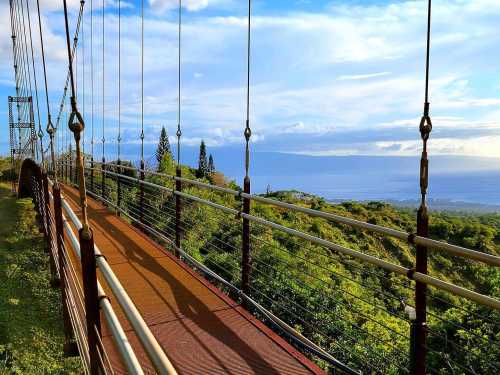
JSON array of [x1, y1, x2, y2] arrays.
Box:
[[61, 185, 323, 375]]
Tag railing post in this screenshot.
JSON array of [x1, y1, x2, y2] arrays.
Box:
[[53, 183, 76, 355], [66, 155, 69, 183], [41, 172, 49, 236], [241, 176, 251, 300], [101, 157, 105, 200], [117, 159, 122, 214], [34, 177, 44, 240], [42, 171, 58, 285], [80, 228, 102, 374], [69, 156, 73, 185], [90, 156, 94, 192], [139, 160, 145, 224], [413, 206, 428, 375], [175, 166, 182, 257], [74, 156, 78, 185]]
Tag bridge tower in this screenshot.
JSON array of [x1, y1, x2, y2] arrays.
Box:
[[8, 95, 36, 191]]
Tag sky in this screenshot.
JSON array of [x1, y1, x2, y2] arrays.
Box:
[[1, 0, 500, 162]]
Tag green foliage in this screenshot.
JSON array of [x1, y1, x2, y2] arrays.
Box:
[[158, 153, 176, 176], [110, 159, 500, 374], [0, 157, 17, 182], [0, 183, 82, 374]]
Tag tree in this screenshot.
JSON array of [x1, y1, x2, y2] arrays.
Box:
[[197, 140, 208, 178], [208, 154, 215, 175], [155, 127, 171, 169], [266, 184, 271, 196]]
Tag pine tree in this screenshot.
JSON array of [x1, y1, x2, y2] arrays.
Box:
[[208, 154, 215, 175], [155, 127, 171, 168], [197, 140, 208, 178]]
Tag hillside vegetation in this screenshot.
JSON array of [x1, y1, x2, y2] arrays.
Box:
[[0, 181, 82, 374], [94, 155, 499, 374], [3, 155, 498, 374]]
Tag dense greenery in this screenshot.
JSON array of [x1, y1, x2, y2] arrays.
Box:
[[4, 154, 498, 374], [0, 182, 81, 374], [91, 155, 498, 374]]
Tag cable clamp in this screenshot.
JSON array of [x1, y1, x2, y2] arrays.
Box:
[[68, 97, 84, 136], [419, 103, 432, 141], [244, 126, 252, 141]]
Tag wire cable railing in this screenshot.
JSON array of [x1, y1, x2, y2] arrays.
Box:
[[53, 159, 500, 374], [18, 159, 179, 375]]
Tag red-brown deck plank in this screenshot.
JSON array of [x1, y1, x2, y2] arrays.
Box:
[[61, 185, 324, 374]]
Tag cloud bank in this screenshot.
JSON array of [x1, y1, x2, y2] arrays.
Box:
[[1, 0, 500, 158]]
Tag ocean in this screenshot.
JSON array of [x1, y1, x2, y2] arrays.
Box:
[[118, 146, 500, 209]]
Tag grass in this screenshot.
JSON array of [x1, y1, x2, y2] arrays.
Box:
[[0, 183, 82, 374]]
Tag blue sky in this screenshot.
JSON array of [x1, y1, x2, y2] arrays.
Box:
[[2, 0, 500, 162]]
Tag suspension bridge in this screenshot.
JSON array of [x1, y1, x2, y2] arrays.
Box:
[[5, 0, 500, 374]]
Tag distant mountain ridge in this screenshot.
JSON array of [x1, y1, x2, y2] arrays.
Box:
[[110, 145, 500, 207]]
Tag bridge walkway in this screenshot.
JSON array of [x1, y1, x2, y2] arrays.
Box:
[[61, 184, 323, 374]]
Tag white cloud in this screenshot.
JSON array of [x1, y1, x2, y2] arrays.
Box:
[[337, 72, 390, 81], [2, 0, 500, 158], [149, 0, 209, 14], [375, 136, 500, 158]]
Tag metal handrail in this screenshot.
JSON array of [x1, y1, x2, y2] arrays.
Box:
[[56, 197, 144, 374], [78, 164, 500, 311], [81, 185, 361, 374], [56, 186, 177, 375], [85, 161, 500, 267]]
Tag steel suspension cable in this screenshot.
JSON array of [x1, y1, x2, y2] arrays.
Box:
[[13, 0, 29, 146], [240, 0, 252, 300], [62, 0, 90, 234], [244, 0, 252, 180], [35, 0, 57, 176], [117, 0, 121, 164], [419, 0, 433, 208], [101, 0, 105, 168], [15, 0, 29, 102], [75, 32, 78, 102], [54, 1, 85, 131], [17, 0, 36, 158], [20, 0, 32, 103], [176, 0, 182, 165], [415, 1, 433, 373], [9, 0, 22, 179], [12, 1, 26, 99], [90, 0, 95, 174], [82, 10, 85, 157], [18, 0, 33, 106], [9, 0, 19, 98], [140, 0, 145, 166], [24, 0, 44, 165]]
